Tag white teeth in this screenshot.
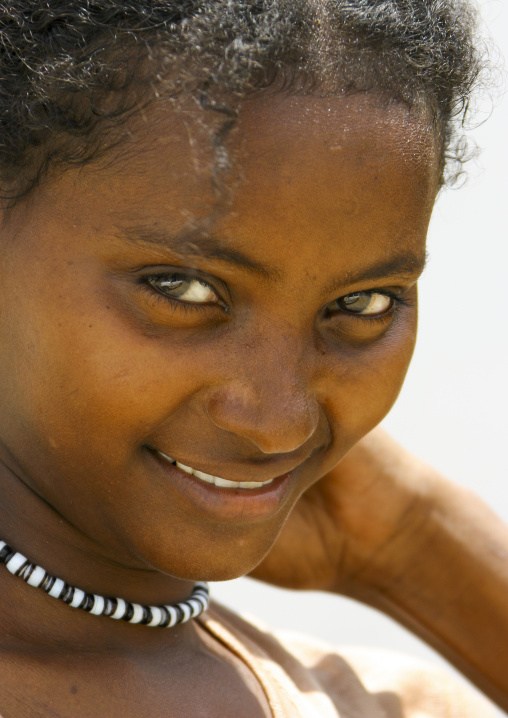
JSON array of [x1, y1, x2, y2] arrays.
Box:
[[214, 476, 237, 488], [193, 469, 214, 483], [157, 452, 274, 489], [175, 461, 193, 474]]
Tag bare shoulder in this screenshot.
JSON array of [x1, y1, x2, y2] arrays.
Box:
[[338, 646, 499, 718], [272, 630, 498, 718]]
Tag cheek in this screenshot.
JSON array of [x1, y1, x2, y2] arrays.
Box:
[[22, 331, 197, 453], [319, 314, 418, 443], [0, 280, 200, 475]]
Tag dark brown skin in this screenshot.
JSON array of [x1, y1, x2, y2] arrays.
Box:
[[0, 89, 484, 717], [252, 429, 508, 712]]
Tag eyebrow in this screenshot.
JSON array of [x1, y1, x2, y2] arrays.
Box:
[[327, 251, 428, 291], [119, 224, 427, 287], [119, 225, 275, 278]]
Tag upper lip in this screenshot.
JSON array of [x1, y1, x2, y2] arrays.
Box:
[[146, 444, 318, 485]]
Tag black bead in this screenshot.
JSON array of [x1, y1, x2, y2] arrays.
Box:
[[159, 606, 171, 627], [3, 550, 15, 565], [123, 603, 134, 622], [41, 575, 56, 593], [141, 606, 152, 624], [0, 544, 12, 562], [21, 563, 36, 582], [81, 593, 94, 611], [103, 598, 115, 617], [62, 586, 74, 604], [15, 560, 30, 577]]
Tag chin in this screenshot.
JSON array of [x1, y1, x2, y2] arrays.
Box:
[[153, 536, 275, 584]]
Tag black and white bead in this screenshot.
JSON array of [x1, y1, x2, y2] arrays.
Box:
[[0, 540, 209, 627]]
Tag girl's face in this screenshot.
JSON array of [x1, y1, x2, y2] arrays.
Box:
[[0, 93, 439, 582]]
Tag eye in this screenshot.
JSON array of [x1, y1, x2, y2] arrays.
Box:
[[146, 274, 220, 305], [331, 291, 393, 316]]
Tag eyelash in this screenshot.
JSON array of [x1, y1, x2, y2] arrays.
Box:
[[140, 273, 410, 321], [333, 290, 410, 321], [139, 281, 212, 314], [325, 288, 412, 326]]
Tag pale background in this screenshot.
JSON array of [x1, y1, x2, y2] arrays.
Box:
[[211, 0, 508, 714]]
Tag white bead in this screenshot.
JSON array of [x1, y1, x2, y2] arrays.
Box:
[[129, 603, 144, 624], [196, 594, 210, 611], [189, 600, 202, 615], [6, 552, 27, 575], [69, 588, 86, 608], [192, 595, 206, 613], [89, 595, 105, 615], [0, 541, 6, 552], [178, 602, 191, 623], [48, 577, 65, 598], [26, 565, 47, 587], [147, 606, 163, 627], [111, 598, 127, 619], [165, 605, 178, 627]]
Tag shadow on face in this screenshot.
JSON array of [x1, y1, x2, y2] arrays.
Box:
[[0, 91, 439, 582]]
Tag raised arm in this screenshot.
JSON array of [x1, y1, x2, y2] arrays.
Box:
[[251, 430, 508, 711]]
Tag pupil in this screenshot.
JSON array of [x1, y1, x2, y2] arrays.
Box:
[[342, 293, 362, 305], [339, 292, 372, 313], [156, 276, 189, 297]]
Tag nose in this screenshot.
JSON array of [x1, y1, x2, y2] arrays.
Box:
[[205, 332, 321, 455]]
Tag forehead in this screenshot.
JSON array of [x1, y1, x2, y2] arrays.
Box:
[[12, 92, 439, 273], [222, 93, 439, 244], [123, 90, 439, 193]]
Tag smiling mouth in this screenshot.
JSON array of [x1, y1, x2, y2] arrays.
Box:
[[155, 451, 275, 490]]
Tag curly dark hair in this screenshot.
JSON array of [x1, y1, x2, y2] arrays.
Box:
[[0, 0, 486, 204]]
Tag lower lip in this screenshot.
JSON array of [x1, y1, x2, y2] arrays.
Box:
[[147, 450, 293, 523]]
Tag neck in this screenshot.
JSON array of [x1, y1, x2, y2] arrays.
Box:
[[0, 450, 203, 655]]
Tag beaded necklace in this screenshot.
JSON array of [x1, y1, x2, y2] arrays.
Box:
[[0, 540, 209, 627]]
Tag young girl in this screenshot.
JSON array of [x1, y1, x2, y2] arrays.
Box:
[[0, 1, 506, 716]]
